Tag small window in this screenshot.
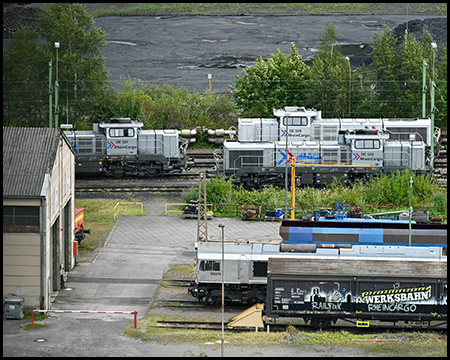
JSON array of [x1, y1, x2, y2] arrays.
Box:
[[65, 167, 70, 194], [3, 206, 40, 232], [109, 128, 134, 137], [3, 206, 13, 225], [199, 260, 220, 271]]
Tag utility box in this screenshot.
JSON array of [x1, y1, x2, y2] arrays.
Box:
[[3, 297, 24, 320], [399, 210, 429, 223], [412, 209, 429, 223]]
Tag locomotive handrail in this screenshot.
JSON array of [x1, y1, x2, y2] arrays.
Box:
[[293, 161, 374, 168]]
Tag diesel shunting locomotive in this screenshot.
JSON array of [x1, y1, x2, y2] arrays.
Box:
[[64, 118, 189, 177]]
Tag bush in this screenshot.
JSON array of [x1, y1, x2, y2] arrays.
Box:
[[181, 171, 447, 221], [104, 81, 239, 130]]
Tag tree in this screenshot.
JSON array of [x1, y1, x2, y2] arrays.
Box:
[[370, 25, 401, 117], [434, 45, 447, 130], [3, 3, 112, 127], [230, 43, 309, 117], [3, 28, 49, 126], [348, 65, 384, 118], [370, 26, 445, 121], [306, 22, 356, 118]]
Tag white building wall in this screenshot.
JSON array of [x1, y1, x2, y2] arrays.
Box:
[[3, 132, 75, 311]]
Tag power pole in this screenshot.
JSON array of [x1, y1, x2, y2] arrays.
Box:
[[49, 60, 53, 128], [197, 170, 208, 241]]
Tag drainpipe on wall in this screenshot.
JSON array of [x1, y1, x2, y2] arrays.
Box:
[[40, 173, 51, 309]]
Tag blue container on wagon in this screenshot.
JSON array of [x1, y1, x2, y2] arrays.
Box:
[[279, 219, 447, 248], [275, 209, 283, 218]]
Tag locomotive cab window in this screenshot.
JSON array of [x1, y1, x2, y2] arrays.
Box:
[[109, 128, 135, 137], [355, 139, 380, 149], [284, 116, 308, 126], [199, 260, 220, 271]]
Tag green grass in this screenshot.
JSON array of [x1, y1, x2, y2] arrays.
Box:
[[22, 312, 50, 330], [363, 332, 448, 357], [88, 3, 447, 17], [159, 264, 195, 288], [123, 313, 447, 355], [75, 198, 147, 257], [162, 264, 195, 280], [24, 323, 47, 330], [23, 312, 50, 322]]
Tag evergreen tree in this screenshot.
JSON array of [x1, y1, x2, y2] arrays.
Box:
[[306, 22, 355, 118]]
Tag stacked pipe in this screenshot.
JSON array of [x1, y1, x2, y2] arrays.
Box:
[[178, 129, 197, 143], [179, 128, 238, 145], [207, 128, 237, 144]]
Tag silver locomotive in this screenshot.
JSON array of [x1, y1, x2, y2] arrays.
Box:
[[64, 118, 188, 177]]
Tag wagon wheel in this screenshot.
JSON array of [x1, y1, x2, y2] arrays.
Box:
[[311, 318, 332, 330], [248, 297, 258, 306], [204, 291, 217, 306]]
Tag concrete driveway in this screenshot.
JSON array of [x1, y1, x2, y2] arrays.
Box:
[[3, 206, 285, 357], [51, 211, 281, 317]]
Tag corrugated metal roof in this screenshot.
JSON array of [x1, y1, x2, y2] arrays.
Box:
[[3, 127, 60, 197], [267, 258, 446, 278]]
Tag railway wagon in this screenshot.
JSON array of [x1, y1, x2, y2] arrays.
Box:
[[74, 207, 91, 245], [279, 219, 448, 248], [64, 118, 188, 177], [188, 241, 445, 306], [265, 257, 447, 329]]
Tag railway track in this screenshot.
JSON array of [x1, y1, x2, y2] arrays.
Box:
[[155, 298, 250, 310], [75, 174, 199, 193], [75, 184, 193, 193], [156, 320, 227, 330], [154, 319, 446, 333], [163, 279, 192, 287]]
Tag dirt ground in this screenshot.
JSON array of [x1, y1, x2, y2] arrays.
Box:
[[92, 13, 447, 93], [4, 4, 446, 93]]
